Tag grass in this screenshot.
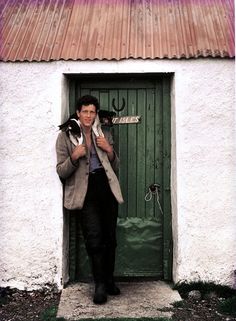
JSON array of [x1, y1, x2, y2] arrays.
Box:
[[39, 306, 172, 321], [39, 308, 172, 321], [39, 305, 66, 321], [218, 296, 236, 317], [172, 300, 184, 308], [60, 319, 172, 321], [0, 296, 8, 306]]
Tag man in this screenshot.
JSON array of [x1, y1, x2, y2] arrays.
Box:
[[56, 95, 123, 304]]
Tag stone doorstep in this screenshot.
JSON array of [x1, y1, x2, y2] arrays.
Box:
[[57, 281, 182, 320]]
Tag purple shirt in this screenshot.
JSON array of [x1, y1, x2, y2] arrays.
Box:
[[89, 141, 103, 172]]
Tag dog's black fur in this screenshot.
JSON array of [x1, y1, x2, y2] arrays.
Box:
[[58, 110, 117, 135]]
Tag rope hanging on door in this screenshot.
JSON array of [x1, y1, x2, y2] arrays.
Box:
[[144, 184, 164, 215]]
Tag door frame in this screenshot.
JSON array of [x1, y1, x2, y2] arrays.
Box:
[[67, 73, 173, 281]]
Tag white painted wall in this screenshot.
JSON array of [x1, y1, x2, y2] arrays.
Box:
[[0, 58, 235, 290]]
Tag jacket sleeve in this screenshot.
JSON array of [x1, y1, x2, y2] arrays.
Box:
[[56, 131, 79, 180], [104, 129, 120, 172]]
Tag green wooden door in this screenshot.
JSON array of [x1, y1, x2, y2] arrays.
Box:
[[69, 76, 172, 280]]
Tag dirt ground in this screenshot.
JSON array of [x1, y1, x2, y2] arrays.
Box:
[[0, 287, 60, 321], [0, 286, 236, 321]]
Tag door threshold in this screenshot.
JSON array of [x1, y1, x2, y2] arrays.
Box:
[[57, 280, 181, 320]]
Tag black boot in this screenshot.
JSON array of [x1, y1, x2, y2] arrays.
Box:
[[93, 283, 107, 304], [105, 246, 120, 296], [90, 252, 107, 304], [106, 277, 120, 295]]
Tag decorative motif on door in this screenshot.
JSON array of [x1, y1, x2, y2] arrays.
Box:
[[112, 98, 126, 112]]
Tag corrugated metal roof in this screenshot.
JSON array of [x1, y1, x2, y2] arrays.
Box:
[[0, 0, 234, 62]]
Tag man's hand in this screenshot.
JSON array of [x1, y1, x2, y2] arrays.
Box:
[[96, 136, 114, 161], [71, 144, 86, 162], [96, 136, 112, 153]]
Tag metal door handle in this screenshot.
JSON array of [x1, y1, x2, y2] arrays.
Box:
[[149, 183, 160, 193], [145, 183, 163, 215]]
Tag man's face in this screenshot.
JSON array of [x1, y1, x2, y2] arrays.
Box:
[[77, 104, 97, 129]]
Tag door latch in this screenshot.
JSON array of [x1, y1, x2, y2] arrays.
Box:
[[145, 183, 163, 215], [149, 183, 160, 193]]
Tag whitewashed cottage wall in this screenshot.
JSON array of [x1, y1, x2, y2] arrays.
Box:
[[0, 58, 235, 290]]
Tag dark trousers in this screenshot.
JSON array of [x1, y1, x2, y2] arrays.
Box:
[[79, 169, 118, 283]]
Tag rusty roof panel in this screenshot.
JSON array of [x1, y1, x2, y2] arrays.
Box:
[[0, 0, 234, 62]]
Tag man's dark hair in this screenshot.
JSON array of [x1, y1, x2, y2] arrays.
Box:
[[76, 95, 100, 112], [58, 95, 101, 131]]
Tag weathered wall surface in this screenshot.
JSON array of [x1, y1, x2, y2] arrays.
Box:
[[0, 58, 235, 290]]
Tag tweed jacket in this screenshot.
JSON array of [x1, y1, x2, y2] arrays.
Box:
[[56, 128, 124, 210]]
